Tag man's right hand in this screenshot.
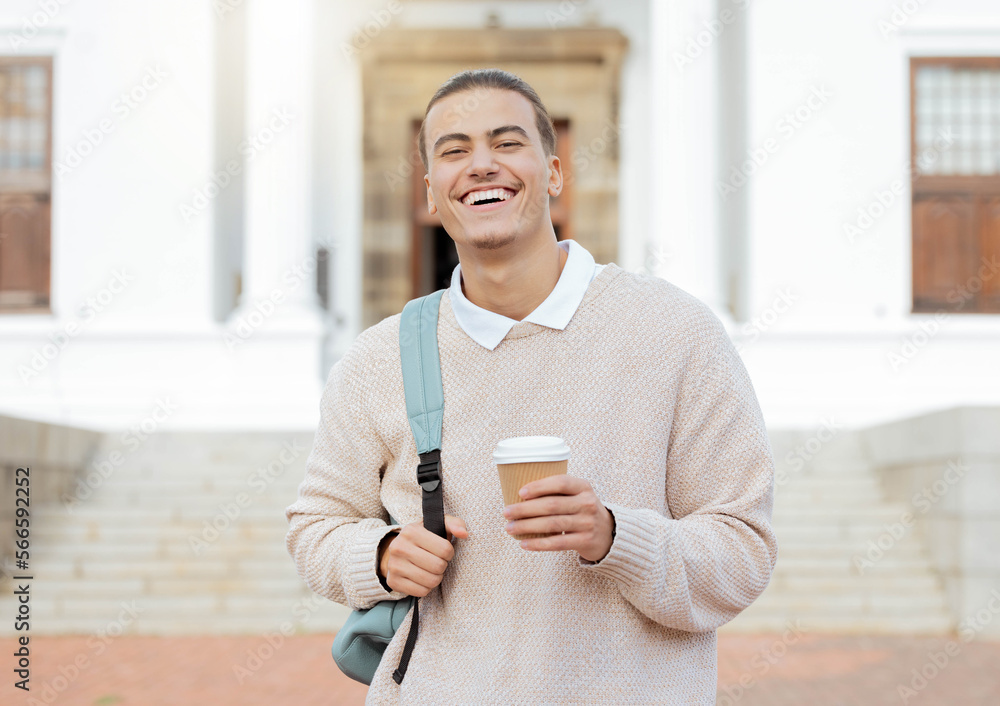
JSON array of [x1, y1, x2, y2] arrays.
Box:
[[378, 515, 469, 598]]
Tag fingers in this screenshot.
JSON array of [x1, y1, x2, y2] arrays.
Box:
[[502, 480, 607, 551], [506, 513, 586, 537], [384, 518, 465, 596], [384, 541, 448, 597], [518, 474, 589, 501], [385, 559, 448, 597], [504, 494, 590, 522], [390, 575, 437, 598], [445, 514, 469, 542], [397, 522, 454, 563]]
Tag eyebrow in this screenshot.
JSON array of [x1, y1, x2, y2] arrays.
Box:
[[433, 125, 530, 154]]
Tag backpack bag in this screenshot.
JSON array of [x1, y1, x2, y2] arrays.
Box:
[[330, 289, 448, 685]]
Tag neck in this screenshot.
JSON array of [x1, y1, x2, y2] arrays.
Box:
[[458, 237, 568, 321]]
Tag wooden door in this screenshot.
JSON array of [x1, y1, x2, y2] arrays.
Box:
[[912, 195, 976, 311], [0, 57, 53, 312], [0, 193, 50, 308]]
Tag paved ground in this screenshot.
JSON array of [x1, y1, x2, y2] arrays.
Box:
[[2, 634, 998, 705], [716, 634, 1000, 706]]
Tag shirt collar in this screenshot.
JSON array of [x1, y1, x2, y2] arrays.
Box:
[[449, 239, 597, 351]]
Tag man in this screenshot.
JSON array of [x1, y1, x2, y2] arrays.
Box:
[[286, 68, 777, 704]]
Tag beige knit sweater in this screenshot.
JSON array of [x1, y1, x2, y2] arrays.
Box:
[[285, 262, 777, 705]]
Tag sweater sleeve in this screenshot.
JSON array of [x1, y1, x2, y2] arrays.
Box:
[[578, 332, 778, 633], [284, 337, 411, 610]]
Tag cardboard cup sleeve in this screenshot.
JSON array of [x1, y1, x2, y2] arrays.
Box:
[[498, 459, 568, 539]]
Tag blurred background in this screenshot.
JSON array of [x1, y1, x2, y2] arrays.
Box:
[[1, 0, 999, 703]]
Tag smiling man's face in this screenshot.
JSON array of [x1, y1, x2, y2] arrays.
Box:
[[422, 88, 562, 255]]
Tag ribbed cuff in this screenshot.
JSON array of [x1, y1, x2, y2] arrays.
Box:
[[345, 522, 409, 608], [577, 503, 665, 587]]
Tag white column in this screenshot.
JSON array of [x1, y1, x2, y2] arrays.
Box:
[[650, 0, 730, 322], [237, 0, 324, 329]]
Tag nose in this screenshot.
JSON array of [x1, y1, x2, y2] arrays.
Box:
[[465, 141, 498, 178]]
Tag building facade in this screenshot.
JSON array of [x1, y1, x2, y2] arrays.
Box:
[[0, 0, 998, 432]]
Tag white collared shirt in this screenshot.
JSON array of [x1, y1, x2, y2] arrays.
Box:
[[448, 239, 607, 351]]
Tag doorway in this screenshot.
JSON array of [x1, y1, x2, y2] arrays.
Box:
[[360, 27, 627, 326]]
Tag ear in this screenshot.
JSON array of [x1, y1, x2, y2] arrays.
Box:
[[547, 154, 563, 198], [424, 174, 437, 215]]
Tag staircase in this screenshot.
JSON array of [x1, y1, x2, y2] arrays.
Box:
[[0, 431, 350, 636], [1, 427, 955, 636], [722, 426, 954, 634]]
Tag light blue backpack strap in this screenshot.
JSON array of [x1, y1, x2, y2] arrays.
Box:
[[399, 289, 445, 455], [391, 288, 447, 685], [331, 291, 447, 687]]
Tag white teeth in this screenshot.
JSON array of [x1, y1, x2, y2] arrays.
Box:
[[463, 188, 514, 205]]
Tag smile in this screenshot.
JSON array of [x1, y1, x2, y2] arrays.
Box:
[[460, 187, 518, 210]]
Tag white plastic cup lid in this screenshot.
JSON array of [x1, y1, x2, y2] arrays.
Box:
[[493, 436, 570, 464]]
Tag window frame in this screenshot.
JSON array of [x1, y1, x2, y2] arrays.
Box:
[[0, 55, 54, 314], [910, 56, 1000, 314]]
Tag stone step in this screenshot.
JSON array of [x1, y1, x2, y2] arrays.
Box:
[[781, 463, 878, 473], [775, 544, 926, 559], [72, 471, 310, 489], [13, 428, 955, 637], [771, 556, 934, 573], [92, 432, 313, 455], [774, 503, 911, 517], [752, 591, 949, 612], [767, 574, 944, 592], [772, 519, 909, 532], [27, 579, 148, 596], [769, 525, 916, 542], [17, 594, 336, 619], [721, 615, 954, 635], [7, 578, 310, 603], [71, 479, 306, 497], [777, 473, 881, 485], [34, 542, 293, 562], [1, 615, 343, 637], [743, 603, 950, 622], [775, 493, 887, 505], [775, 507, 908, 519], [0, 590, 348, 637], [776, 462, 875, 475], [19, 558, 305, 581], [770, 527, 911, 543], [72, 477, 305, 491], [776, 482, 884, 495], [31, 518, 290, 537], [58, 497, 300, 514], [33, 507, 292, 523], [68, 469, 309, 490], [80, 445, 311, 464]]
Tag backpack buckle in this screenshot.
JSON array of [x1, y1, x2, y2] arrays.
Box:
[[417, 449, 441, 492]]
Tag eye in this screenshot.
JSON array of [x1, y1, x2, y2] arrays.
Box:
[[442, 149, 463, 156], [498, 141, 520, 148]]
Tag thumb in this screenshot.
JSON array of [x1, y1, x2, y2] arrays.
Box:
[[444, 515, 469, 540]]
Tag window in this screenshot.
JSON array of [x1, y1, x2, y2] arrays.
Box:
[[0, 57, 53, 312], [911, 57, 1000, 313]]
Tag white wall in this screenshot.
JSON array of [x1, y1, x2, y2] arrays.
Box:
[[3, 0, 998, 432], [0, 0, 323, 432], [735, 0, 1000, 428]]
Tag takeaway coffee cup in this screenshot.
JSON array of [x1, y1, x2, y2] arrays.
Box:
[[494, 436, 571, 540]]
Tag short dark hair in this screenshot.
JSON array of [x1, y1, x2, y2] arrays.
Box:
[[417, 68, 557, 172]]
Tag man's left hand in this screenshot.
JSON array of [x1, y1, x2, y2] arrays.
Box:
[[503, 474, 615, 563]]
